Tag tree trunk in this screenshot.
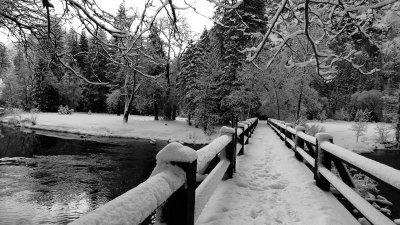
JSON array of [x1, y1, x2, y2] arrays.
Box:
[[172, 102, 176, 120], [274, 88, 280, 120], [154, 96, 159, 121], [123, 71, 137, 123], [296, 80, 304, 122], [397, 93, 400, 147]]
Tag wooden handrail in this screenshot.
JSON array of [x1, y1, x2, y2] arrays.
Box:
[[267, 118, 399, 225], [70, 118, 259, 225]]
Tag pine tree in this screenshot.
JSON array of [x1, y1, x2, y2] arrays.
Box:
[[213, 0, 267, 122], [148, 25, 166, 120], [32, 55, 59, 112], [177, 40, 197, 124], [77, 30, 93, 112], [0, 42, 10, 77], [13, 49, 34, 110]]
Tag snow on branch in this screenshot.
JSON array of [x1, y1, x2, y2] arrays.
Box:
[[345, 0, 399, 12], [205, 0, 243, 9], [241, 0, 289, 61]]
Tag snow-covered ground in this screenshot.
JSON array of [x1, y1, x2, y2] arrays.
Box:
[[196, 122, 360, 225], [307, 120, 395, 153], [0, 113, 219, 144]]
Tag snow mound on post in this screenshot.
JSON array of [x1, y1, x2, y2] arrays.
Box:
[[316, 133, 333, 142], [156, 142, 197, 164], [220, 126, 235, 136], [237, 123, 248, 129]]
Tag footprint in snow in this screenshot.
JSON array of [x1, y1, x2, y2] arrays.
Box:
[[250, 207, 263, 219], [234, 180, 249, 188], [258, 173, 269, 178], [249, 185, 265, 191], [268, 182, 287, 190]]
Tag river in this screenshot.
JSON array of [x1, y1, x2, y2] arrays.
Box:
[[363, 150, 400, 220], [0, 124, 201, 224]]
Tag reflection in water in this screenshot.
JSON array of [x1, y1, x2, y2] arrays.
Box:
[[0, 124, 166, 224]]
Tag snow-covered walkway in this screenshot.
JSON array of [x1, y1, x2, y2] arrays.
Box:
[[196, 122, 359, 225]]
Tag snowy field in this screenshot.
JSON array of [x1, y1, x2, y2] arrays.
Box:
[[197, 122, 360, 225], [307, 120, 395, 154], [0, 113, 219, 144]]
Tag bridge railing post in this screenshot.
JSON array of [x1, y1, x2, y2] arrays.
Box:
[[284, 123, 293, 148], [161, 160, 196, 225], [315, 133, 333, 191], [237, 123, 245, 155], [294, 126, 306, 161], [243, 121, 251, 144], [221, 127, 237, 178], [247, 120, 253, 138], [279, 122, 285, 141]]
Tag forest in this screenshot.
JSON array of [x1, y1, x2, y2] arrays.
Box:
[[0, 0, 400, 135]]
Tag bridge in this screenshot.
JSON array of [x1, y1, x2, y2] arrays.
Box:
[[69, 118, 400, 225]]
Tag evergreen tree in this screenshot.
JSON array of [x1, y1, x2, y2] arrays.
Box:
[[177, 38, 204, 125], [0, 42, 10, 77], [32, 55, 59, 112], [148, 25, 166, 120], [13, 48, 34, 109], [213, 0, 267, 122]]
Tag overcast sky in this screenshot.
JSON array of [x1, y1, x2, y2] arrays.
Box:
[[0, 0, 215, 44]]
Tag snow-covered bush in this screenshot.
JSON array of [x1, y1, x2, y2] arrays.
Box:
[[294, 117, 326, 136], [29, 108, 40, 125], [318, 110, 327, 122], [58, 105, 74, 115], [350, 90, 383, 122], [106, 90, 121, 114], [334, 108, 351, 121], [306, 124, 326, 136], [351, 110, 370, 142], [374, 123, 392, 143]]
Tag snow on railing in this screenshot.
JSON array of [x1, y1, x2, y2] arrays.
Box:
[[69, 118, 259, 225], [267, 118, 400, 225]]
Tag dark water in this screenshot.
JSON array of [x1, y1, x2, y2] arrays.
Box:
[[363, 150, 400, 220], [0, 124, 202, 225]]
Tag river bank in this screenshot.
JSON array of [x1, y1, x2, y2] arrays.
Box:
[[0, 112, 219, 144], [308, 120, 396, 154]]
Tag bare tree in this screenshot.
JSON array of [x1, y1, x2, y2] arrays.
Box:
[[238, 0, 399, 79]]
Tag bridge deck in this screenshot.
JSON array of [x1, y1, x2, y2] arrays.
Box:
[[196, 122, 359, 225]]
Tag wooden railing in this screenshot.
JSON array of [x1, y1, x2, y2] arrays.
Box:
[[268, 118, 400, 225], [70, 118, 259, 225]]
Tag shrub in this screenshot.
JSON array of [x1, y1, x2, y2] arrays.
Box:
[[334, 108, 351, 121], [350, 90, 383, 122], [29, 108, 40, 125], [306, 124, 326, 136], [106, 90, 121, 114], [351, 109, 370, 142], [58, 105, 74, 115], [374, 123, 391, 143], [318, 110, 327, 122], [294, 117, 326, 136]]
